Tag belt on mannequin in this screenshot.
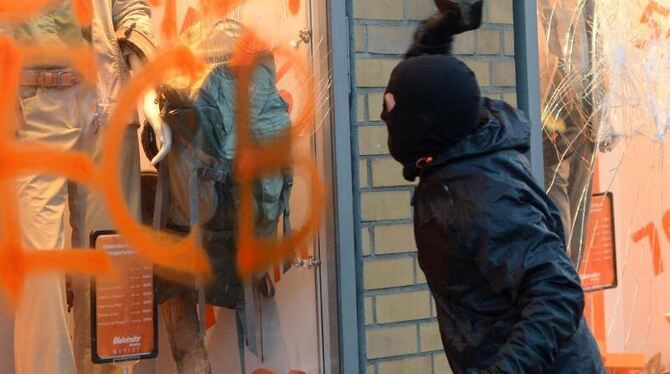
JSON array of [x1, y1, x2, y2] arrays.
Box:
[[19, 69, 82, 88]]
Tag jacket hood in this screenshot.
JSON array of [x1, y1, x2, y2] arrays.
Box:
[[403, 98, 531, 181]]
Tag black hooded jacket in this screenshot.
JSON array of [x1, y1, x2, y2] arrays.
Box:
[[411, 98, 605, 373], [384, 3, 605, 371]]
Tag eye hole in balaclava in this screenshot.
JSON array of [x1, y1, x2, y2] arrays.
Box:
[[381, 54, 482, 178]]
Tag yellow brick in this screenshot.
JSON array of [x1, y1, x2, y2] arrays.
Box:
[[364, 257, 414, 289], [492, 60, 516, 87], [368, 25, 415, 55], [416, 260, 427, 284], [431, 297, 437, 317], [365, 296, 375, 324], [359, 126, 389, 156], [433, 353, 454, 373], [366, 325, 418, 359], [503, 92, 518, 107], [354, 0, 403, 20], [361, 191, 412, 221], [357, 59, 399, 88], [362, 226, 372, 255], [463, 60, 490, 86], [368, 92, 385, 121], [376, 290, 431, 323], [377, 356, 432, 374], [453, 32, 475, 55], [406, 0, 437, 20], [367, 365, 376, 374], [477, 29, 501, 55], [420, 322, 443, 352], [357, 93, 366, 122], [355, 25, 366, 52], [360, 159, 370, 188], [488, 0, 514, 24], [504, 29, 515, 56], [372, 157, 412, 187], [374, 224, 416, 254]]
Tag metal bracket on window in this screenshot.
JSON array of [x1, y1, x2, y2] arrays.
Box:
[[290, 29, 313, 49], [295, 256, 321, 269]]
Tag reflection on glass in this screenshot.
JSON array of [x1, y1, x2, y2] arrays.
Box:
[[538, 0, 598, 267]]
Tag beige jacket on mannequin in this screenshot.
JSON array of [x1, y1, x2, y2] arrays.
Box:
[[72, 1, 157, 374], [7, 1, 157, 374]]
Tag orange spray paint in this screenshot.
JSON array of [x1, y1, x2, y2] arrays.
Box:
[[0, 0, 325, 308]]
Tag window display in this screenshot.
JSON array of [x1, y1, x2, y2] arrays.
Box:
[[538, 0, 670, 369], [0, 0, 334, 373]]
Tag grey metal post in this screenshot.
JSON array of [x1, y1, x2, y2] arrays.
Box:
[[328, 0, 361, 372], [513, 0, 545, 182]]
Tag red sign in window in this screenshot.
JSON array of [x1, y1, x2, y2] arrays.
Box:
[[579, 193, 618, 292], [91, 232, 158, 364]]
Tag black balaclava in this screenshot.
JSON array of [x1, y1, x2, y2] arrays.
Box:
[[381, 54, 481, 181]]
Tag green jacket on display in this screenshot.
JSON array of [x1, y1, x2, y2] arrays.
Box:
[[156, 54, 292, 308]]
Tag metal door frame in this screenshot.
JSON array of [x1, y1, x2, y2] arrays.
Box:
[[316, 0, 361, 373], [514, 0, 545, 182]]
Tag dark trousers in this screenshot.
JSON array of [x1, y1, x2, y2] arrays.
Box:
[[544, 132, 596, 268]]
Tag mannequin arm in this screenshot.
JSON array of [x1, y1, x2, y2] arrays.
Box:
[[128, 53, 172, 165]]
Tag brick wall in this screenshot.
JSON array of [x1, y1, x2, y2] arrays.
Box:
[[351, 0, 517, 373]]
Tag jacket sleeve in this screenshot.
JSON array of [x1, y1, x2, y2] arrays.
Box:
[[465, 193, 585, 374], [112, 0, 156, 58]]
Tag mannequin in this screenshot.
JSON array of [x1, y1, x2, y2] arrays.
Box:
[[69, 1, 173, 373], [6, 1, 169, 373], [149, 15, 292, 374], [130, 53, 172, 166], [144, 18, 245, 374]]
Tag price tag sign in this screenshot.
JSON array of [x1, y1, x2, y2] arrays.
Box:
[[579, 193, 618, 292], [90, 231, 158, 364]]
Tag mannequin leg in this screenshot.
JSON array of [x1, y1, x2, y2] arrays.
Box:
[[161, 296, 212, 374], [72, 126, 141, 374], [14, 85, 83, 374]]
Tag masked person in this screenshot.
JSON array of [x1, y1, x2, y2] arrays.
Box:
[[6, 1, 170, 373], [379, 3, 605, 372]]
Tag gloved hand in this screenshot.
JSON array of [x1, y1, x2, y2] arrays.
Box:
[[128, 53, 172, 165], [405, 0, 483, 58], [433, 0, 483, 34]]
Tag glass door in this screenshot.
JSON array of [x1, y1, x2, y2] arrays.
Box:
[[149, 0, 335, 373]]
